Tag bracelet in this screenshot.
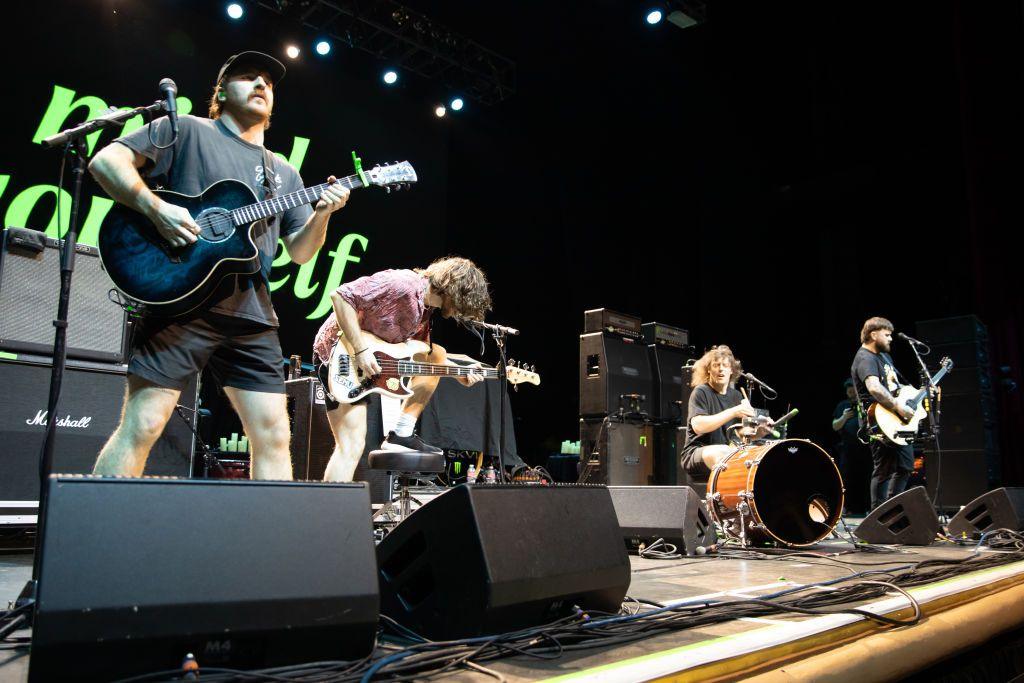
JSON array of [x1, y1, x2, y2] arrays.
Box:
[[354, 347, 368, 355]]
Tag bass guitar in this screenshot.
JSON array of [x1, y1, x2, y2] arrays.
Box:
[[327, 331, 540, 404]]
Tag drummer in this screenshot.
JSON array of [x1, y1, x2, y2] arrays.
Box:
[[681, 345, 774, 480]]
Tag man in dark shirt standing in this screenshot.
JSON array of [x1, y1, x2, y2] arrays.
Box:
[[851, 316, 916, 510], [88, 51, 350, 479], [832, 378, 870, 513], [681, 345, 771, 478]]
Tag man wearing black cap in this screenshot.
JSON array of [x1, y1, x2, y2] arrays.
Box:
[[88, 51, 350, 480]]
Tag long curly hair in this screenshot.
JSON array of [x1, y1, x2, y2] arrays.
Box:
[[420, 256, 491, 320], [690, 345, 743, 388]]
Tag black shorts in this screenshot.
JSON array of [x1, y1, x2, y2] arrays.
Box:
[[681, 446, 712, 479], [129, 312, 285, 393]]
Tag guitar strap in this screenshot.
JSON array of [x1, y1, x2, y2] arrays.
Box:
[[261, 148, 277, 225]]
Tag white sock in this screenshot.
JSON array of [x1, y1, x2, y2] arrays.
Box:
[[394, 412, 417, 437]]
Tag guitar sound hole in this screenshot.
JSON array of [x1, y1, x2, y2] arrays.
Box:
[[196, 209, 235, 243]]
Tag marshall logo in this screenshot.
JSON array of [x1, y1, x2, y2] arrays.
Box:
[[26, 410, 93, 429]]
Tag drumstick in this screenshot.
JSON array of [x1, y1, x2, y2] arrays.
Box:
[[740, 387, 750, 403]]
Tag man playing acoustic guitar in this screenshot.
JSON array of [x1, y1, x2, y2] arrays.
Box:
[[851, 316, 916, 510], [311, 257, 491, 482], [90, 51, 350, 479]]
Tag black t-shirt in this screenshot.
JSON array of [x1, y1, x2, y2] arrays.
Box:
[[851, 347, 901, 413], [833, 399, 860, 442], [683, 384, 742, 455], [114, 115, 312, 326]]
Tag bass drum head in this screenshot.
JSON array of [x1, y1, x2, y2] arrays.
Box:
[[753, 440, 844, 547]]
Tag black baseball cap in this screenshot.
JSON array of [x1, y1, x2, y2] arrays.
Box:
[[216, 51, 287, 86]]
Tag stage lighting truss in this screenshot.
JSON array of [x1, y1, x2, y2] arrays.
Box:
[[255, 0, 516, 106]]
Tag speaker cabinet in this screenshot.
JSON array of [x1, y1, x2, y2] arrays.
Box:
[[609, 485, 717, 555], [0, 227, 125, 363], [580, 332, 654, 417], [854, 486, 939, 546], [579, 419, 655, 485], [377, 484, 630, 639], [646, 344, 691, 422], [947, 487, 1024, 538], [30, 477, 379, 681], [0, 354, 196, 508]]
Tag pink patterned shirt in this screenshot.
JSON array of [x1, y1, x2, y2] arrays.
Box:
[[312, 269, 433, 361]]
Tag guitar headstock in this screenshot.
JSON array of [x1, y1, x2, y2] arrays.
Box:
[[507, 360, 541, 387], [366, 161, 418, 192], [940, 356, 953, 371]]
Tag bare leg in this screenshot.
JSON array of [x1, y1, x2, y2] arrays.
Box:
[[323, 401, 368, 482], [224, 387, 292, 480], [401, 343, 446, 419], [93, 375, 181, 477], [698, 444, 735, 470]]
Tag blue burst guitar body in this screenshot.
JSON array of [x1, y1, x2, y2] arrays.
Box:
[[97, 161, 416, 316]]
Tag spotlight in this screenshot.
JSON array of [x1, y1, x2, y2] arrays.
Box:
[[226, 3, 244, 20], [383, 70, 398, 85], [315, 40, 331, 56], [285, 45, 300, 59], [450, 97, 464, 112], [646, 9, 663, 25], [434, 105, 447, 118]]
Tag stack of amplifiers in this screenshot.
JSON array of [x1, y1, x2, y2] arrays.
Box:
[[915, 315, 999, 509], [0, 227, 126, 363], [0, 354, 197, 520], [580, 308, 652, 417], [642, 321, 692, 423]]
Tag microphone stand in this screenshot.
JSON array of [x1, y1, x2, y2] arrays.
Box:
[[461, 319, 518, 482], [17, 100, 171, 617], [905, 338, 945, 518]]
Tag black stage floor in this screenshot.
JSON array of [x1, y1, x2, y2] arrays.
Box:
[[4, 527, 1024, 682]]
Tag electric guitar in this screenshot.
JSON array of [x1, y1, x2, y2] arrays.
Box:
[[327, 331, 540, 404], [868, 356, 953, 446], [97, 161, 417, 316]]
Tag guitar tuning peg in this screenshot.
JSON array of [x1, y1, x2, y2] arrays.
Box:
[[529, 364, 535, 372], [384, 186, 391, 194], [508, 359, 516, 366]]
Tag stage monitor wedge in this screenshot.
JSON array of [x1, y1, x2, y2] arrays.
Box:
[[854, 486, 940, 546], [377, 484, 630, 640], [609, 485, 717, 555], [30, 477, 378, 682], [947, 487, 1024, 538]]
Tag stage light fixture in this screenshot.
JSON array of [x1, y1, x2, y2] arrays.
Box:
[[286, 45, 300, 59], [646, 9, 664, 25], [435, 105, 447, 118], [383, 70, 398, 85], [315, 40, 331, 56], [227, 3, 244, 20], [450, 97, 464, 112]]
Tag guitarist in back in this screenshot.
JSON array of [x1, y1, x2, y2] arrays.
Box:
[[89, 51, 350, 479], [851, 316, 916, 511], [311, 258, 491, 482]]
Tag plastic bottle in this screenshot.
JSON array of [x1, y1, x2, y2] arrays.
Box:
[[466, 464, 478, 483]]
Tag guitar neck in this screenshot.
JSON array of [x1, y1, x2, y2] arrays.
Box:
[[393, 359, 498, 379], [231, 173, 365, 225]]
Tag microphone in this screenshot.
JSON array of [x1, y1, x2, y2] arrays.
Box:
[[458, 317, 520, 336], [742, 372, 777, 395], [159, 78, 179, 137], [897, 332, 926, 346]]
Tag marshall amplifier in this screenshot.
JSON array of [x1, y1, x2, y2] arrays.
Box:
[[0, 227, 127, 363], [0, 353, 197, 513], [641, 322, 690, 350]]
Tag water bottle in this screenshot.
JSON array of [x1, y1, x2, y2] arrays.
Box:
[[466, 464, 478, 484], [483, 466, 497, 484]]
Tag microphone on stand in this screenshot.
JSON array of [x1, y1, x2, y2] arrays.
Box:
[[897, 331, 927, 346], [742, 372, 777, 396], [159, 78, 179, 137]]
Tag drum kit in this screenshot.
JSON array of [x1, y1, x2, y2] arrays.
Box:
[[705, 408, 846, 548]]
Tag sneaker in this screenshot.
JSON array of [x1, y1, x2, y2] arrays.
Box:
[[381, 431, 443, 454]]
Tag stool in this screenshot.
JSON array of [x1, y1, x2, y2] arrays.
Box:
[[368, 449, 446, 523]]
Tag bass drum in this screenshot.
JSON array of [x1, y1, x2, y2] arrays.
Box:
[[707, 439, 844, 547]]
